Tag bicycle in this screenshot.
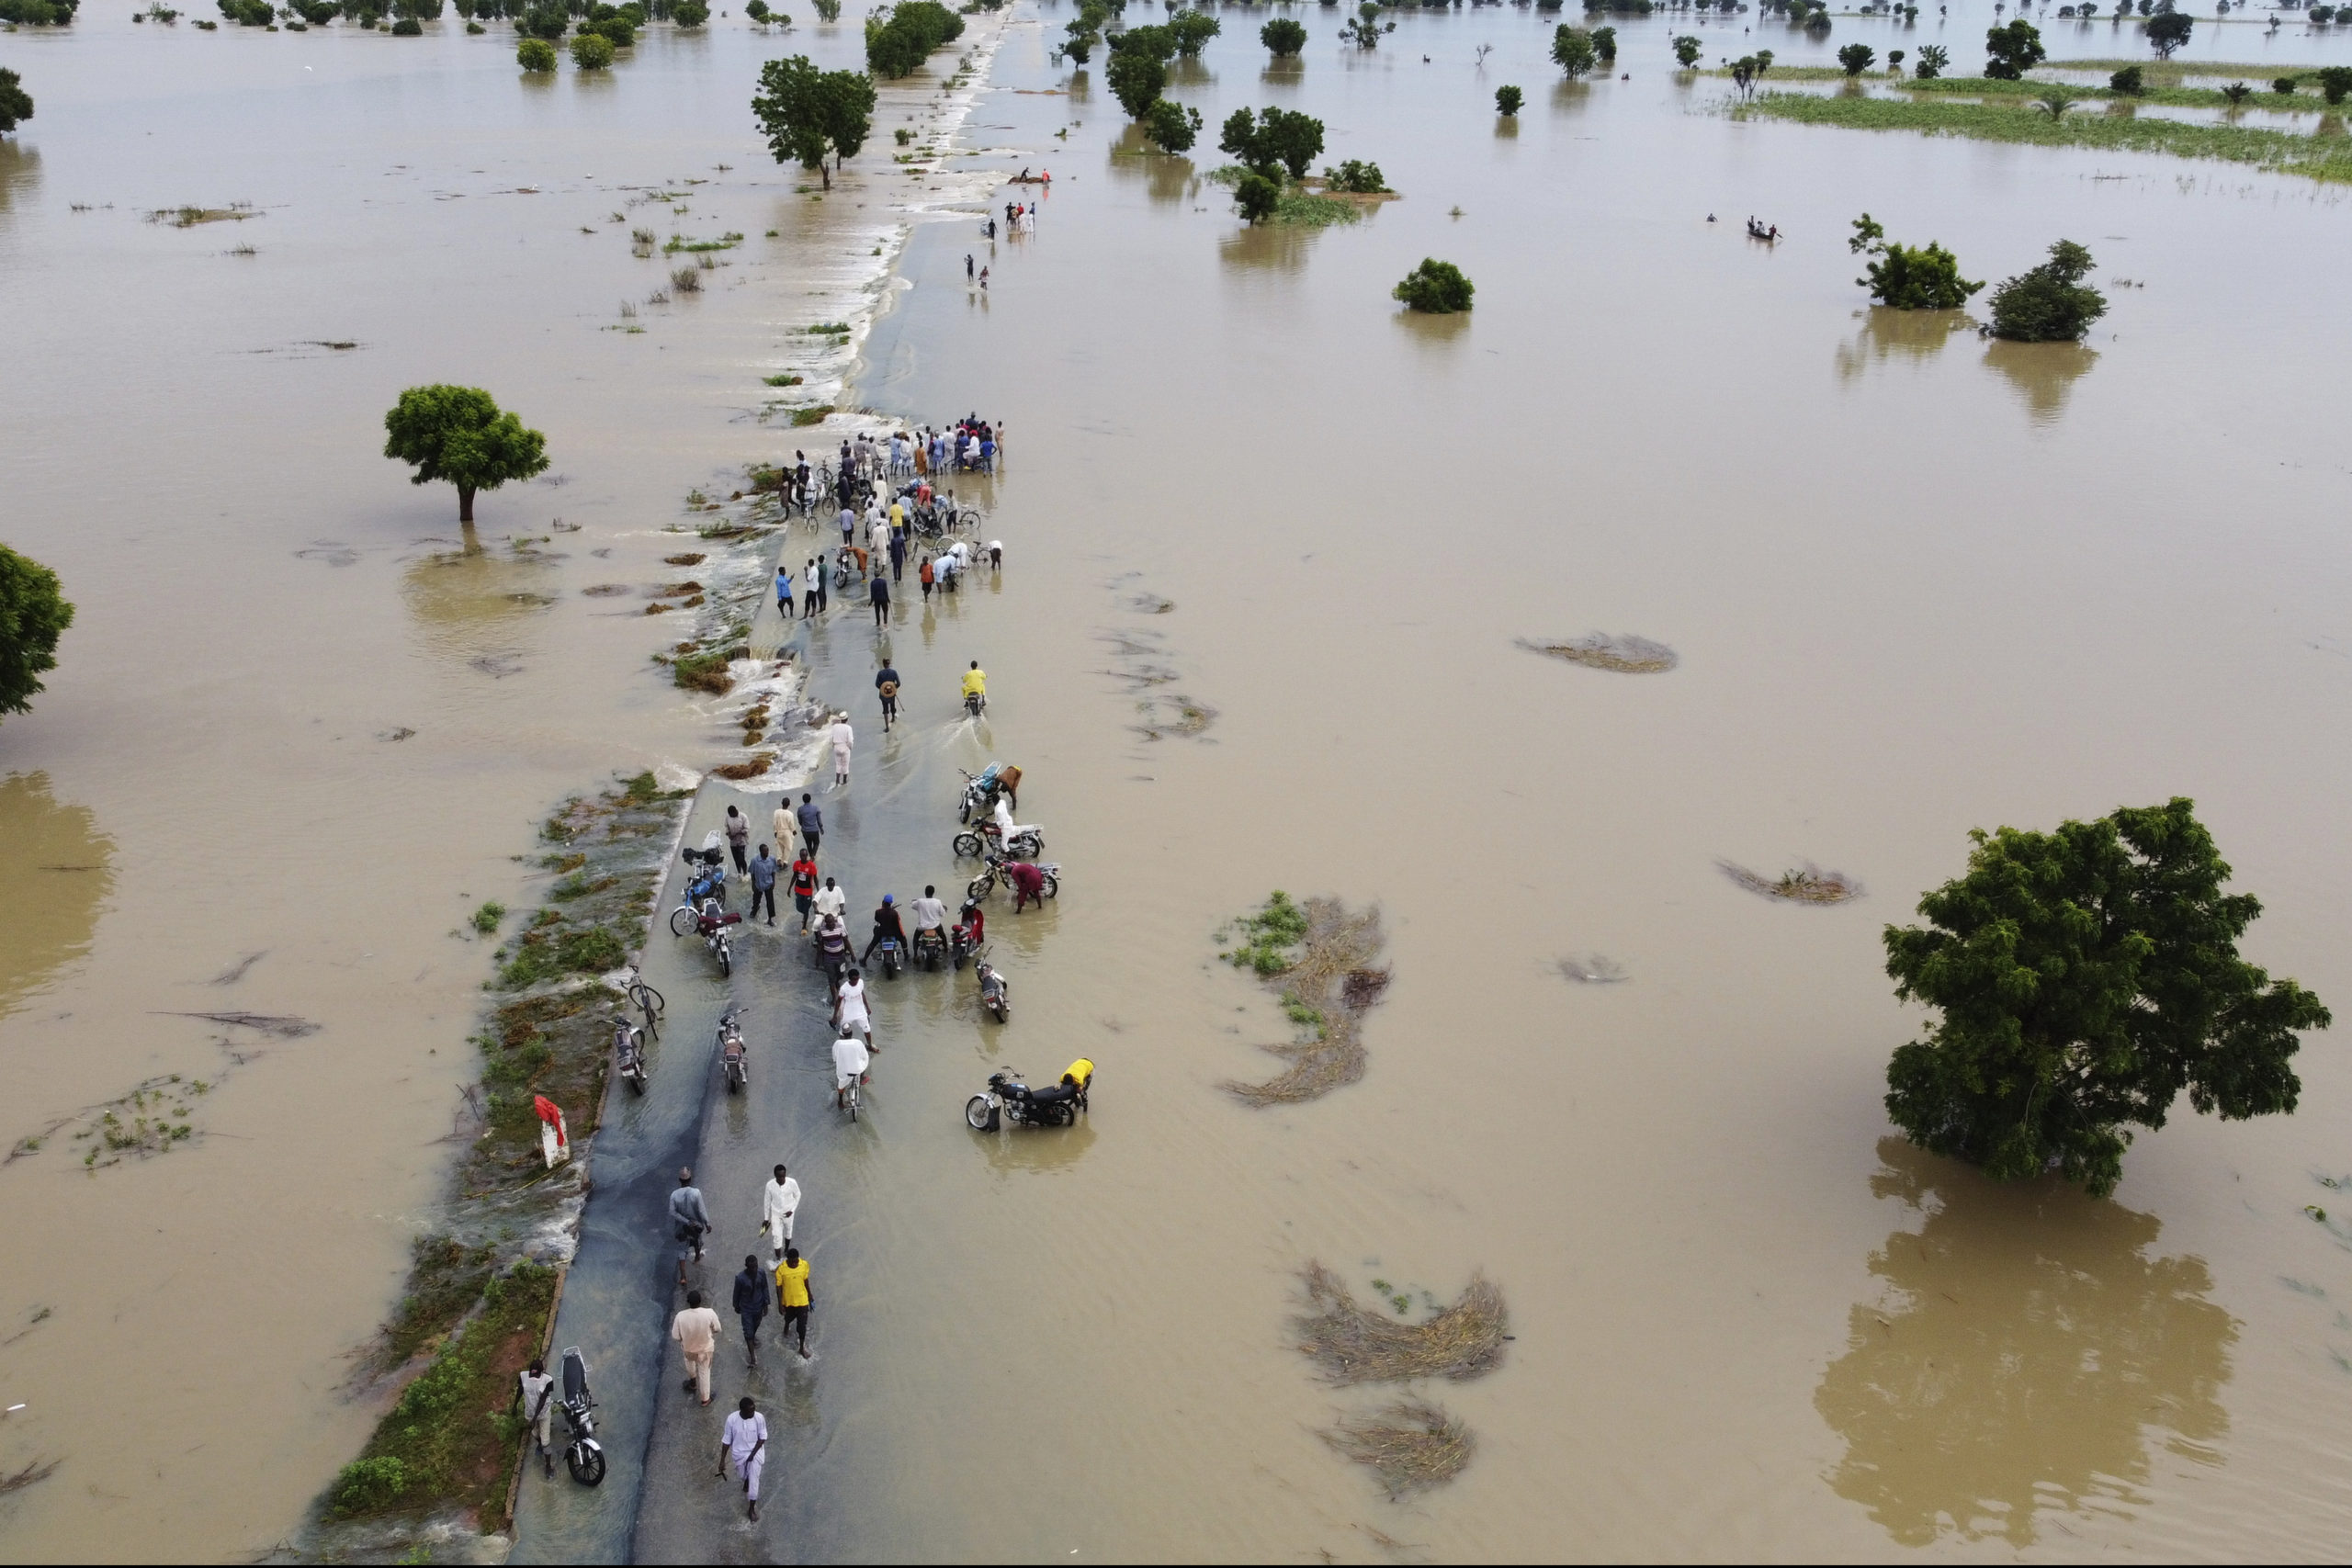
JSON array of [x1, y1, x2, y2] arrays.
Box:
[[623, 964, 664, 1037]]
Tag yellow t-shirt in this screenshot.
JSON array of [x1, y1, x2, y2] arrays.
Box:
[[775, 1258, 810, 1309], [961, 668, 987, 697]]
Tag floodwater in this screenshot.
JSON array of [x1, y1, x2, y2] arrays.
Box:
[[7, 0, 2352, 1560]]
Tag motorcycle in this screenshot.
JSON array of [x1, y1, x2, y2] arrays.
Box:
[[693, 897, 741, 976], [557, 1346, 606, 1485], [965, 1058, 1093, 1132], [668, 850, 728, 935], [910, 926, 947, 973], [717, 1009, 748, 1095], [613, 1016, 649, 1095], [952, 818, 1043, 860], [956, 763, 1018, 824], [976, 960, 1010, 1023], [949, 903, 983, 970], [963, 688, 986, 718], [876, 934, 902, 980], [967, 857, 1060, 906]]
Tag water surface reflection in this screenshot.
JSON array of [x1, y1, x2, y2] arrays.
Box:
[[1983, 337, 2098, 425], [1833, 306, 1970, 384], [0, 773, 114, 1023], [1816, 1139, 2233, 1548]]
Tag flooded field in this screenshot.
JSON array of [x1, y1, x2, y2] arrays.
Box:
[[6, 0, 2352, 1560]]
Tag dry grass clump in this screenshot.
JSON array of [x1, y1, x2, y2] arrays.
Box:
[[1718, 860, 1863, 905], [1294, 1263, 1509, 1385], [581, 583, 632, 597], [711, 753, 775, 782], [1220, 897, 1387, 1106], [663, 552, 707, 566], [1322, 1399, 1475, 1498], [1517, 633, 1679, 674]]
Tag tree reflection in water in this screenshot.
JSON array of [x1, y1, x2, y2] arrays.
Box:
[[1816, 1139, 2233, 1547], [1983, 337, 2099, 426], [1832, 307, 1971, 386]]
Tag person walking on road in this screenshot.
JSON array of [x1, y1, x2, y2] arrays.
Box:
[[514, 1358, 557, 1479], [732, 1256, 769, 1370], [775, 1247, 812, 1360], [829, 715, 855, 788], [790, 852, 819, 933], [718, 1396, 769, 1521], [803, 558, 822, 619], [796, 794, 823, 859], [672, 1289, 721, 1406], [875, 660, 900, 732], [724, 806, 750, 874], [772, 798, 798, 865], [920, 554, 934, 604], [671, 1168, 712, 1289], [868, 570, 890, 628], [749, 844, 779, 926], [760, 1164, 799, 1262]]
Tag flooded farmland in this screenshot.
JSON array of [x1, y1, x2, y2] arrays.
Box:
[[5, 0, 2352, 1560]]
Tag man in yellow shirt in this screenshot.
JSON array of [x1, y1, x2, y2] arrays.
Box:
[[773, 1247, 813, 1361], [960, 661, 986, 713]]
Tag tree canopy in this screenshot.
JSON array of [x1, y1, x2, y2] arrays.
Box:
[[865, 0, 962, 78], [1555, 25, 1600, 77], [382, 386, 548, 523], [1106, 48, 1168, 118], [1983, 17, 2045, 78], [1169, 7, 1217, 54], [1848, 213, 1982, 310], [0, 545, 74, 720], [1987, 238, 2107, 341], [1884, 798, 2328, 1198], [1393, 257, 1474, 313], [1142, 97, 1203, 153], [0, 69, 31, 136], [1838, 42, 1874, 75], [752, 54, 876, 187], [1670, 32, 1701, 67], [1260, 16, 1306, 55], [1219, 105, 1324, 180], [2144, 9, 2192, 57]]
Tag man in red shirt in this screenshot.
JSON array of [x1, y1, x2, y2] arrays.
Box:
[[790, 855, 820, 933]]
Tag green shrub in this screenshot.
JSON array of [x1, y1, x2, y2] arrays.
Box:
[[517, 0, 564, 34], [672, 0, 705, 21], [1847, 213, 1982, 310], [1219, 891, 1311, 976], [1261, 15, 1305, 54], [1233, 170, 1279, 223], [1393, 257, 1474, 313], [390, 13, 422, 29], [1495, 85, 1523, 116], [517, 35, 557, 67], [1324, 157, 1386, 192], [571, 28, 615, 63], [865, 0, 961, 77], [2109, 63, 2143, 95], [2321, 67, 2352, 106], [1987, 239, 2107, 342], [471, 901, 505, 934], [330, 1457, 411, 1517]]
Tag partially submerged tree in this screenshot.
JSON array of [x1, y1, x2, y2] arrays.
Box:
[[1338, 2, 1394, 49], [1233, 169, 1279, 223], [1883, 799, 2328, 1199], [1496, 84, 1523, 115], [865, 0, 963, 78], [1261, 15, 1306, 56], [1106, 47, 1168, 118], [571, 31, 616, 67], [1914, 42, 1949, 78], [1987, 239, 2107, 341], [1670, 32, 1702, 67], [0, 69, 31, 136], [2109, 62, 2144, 93], [1591, 24, 1617, 62], [1220, 105, 1325, 180], [0, 545, 74, 720], [1552, 25, 1599, 77], [752, 54, 875, 187], [1838, 41, 1875, 75], [1848, 212, 1982, 309], [382, 386, 549, 523], [2321, 66, 2352, 105], [516, 37, 558, 70], [1983, 17, 2045, 77], [2144, 7, 2192, 56], [1393, 257, 1474, 313], [1169, 6, 1217, 54], [1141, 96, 1203, 152]]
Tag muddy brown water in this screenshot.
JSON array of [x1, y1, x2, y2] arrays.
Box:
[[6, 3, 2352, 1560]]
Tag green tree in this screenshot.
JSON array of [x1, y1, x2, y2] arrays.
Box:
[[1393, 257, 1474, 312], [1220, 105, 1324, 179], [1063, 1, 1105, 62], [382, 386, 549, 523], [1169, 7, 1217, 54], [516, 36, 557, 67], [1591, 24, 1616, 61], [1338, 2, 1393, 49], [1260, 15, 1306, 55], [1983, 17, 2045, 78], [1233, 169, 1279, 222], [571, 30, 616, 65], [1324, 157, 1385, 191], [1883, 799, 2329, 1199], [1555, 25, 1600, 76], [672, 0, 707, 23], [1141, 96, 1202, 152], [752, 55, 874, 187], [0, 69, 30, 136], [1838, 41, 1874, 74], [517, 3, 567, 38], [2321, 67, 2352, 106], [1106, 20, 1175, 61], [2144, 7, 2191, 55], [866, 0, 962, 77], [1848, 213, 1983, 309], [1496, 83, 1523, 114], [1669, 31, 1701, 67], [0, 545, 73, 720], [1914, 42, 1948, 77], [2109, 62, 2144, 93], [1988, 238, 2107, 341], [1106, 48, 1168, 118]]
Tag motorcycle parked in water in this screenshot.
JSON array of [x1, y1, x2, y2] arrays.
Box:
[[965, 1059, 1093, 1131], [689, 898, 741, 976], [952, 818, 1043, 861], [949, 902, 984, 970], [613, 1016, 649, 1095], [956, 763, 1020, 824], [717, 1009, 748, 1094], [976, 960, 1011, 1023], [966, 855, 1060, 906], [557, 1346, 606, 1485]]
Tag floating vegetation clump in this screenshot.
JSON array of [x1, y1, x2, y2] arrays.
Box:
[[1294, 1262, 1510, 1385], [147, 202, 258, 228], [711, 752, 775, 782], [1718, 860, 1863, 905], [1557, 953, 1630, 984], [581, 582, 632, 597], [1216, 896, 1387, 1105], [1322, 1399, 1475, 1498], [1517, 633, 1679, 674]]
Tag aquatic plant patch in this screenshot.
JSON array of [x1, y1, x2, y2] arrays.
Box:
[[1518, 633, 1679, 673], [1216, 895, 1388, 1105], [1718, 860, 1863, 904]]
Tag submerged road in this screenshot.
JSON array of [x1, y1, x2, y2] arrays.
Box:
[[515, 519, 1024, 1563]]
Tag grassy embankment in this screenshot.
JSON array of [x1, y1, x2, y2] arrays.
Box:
[[1733, 90, 2352, 183], [319, 772, 689, 1538], [1899, 71, 2343, 112]]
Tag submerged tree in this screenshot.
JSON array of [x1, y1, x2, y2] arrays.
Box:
[[752, 53, 875, 187], [0, 545, 74, 720], [1884, 798, 2328, 1199], [1914, 42, 1949, 77], [1838, 42, 1875, 74], [1848, 212, 1982, 309], [1261, 16, 1306, 55], [1393, 257, 1474, 313], [1169, 6, 1217, 54], [1106, 47, 1168, 118], [1555, 24, 1600, 77], [382, 386, 549, 523], [1983, 17, 2045, 77], [1496, 84, 1523, 114], [2144, 6, 2192, 55], [1987, 238, 2107, 341], [1141, 96, 1203, 152], [0, 68, 31, 136], [1220, 105, 1325, 180], [1233, 169, 1280, 223], [1670, 31, 1702, 66]]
